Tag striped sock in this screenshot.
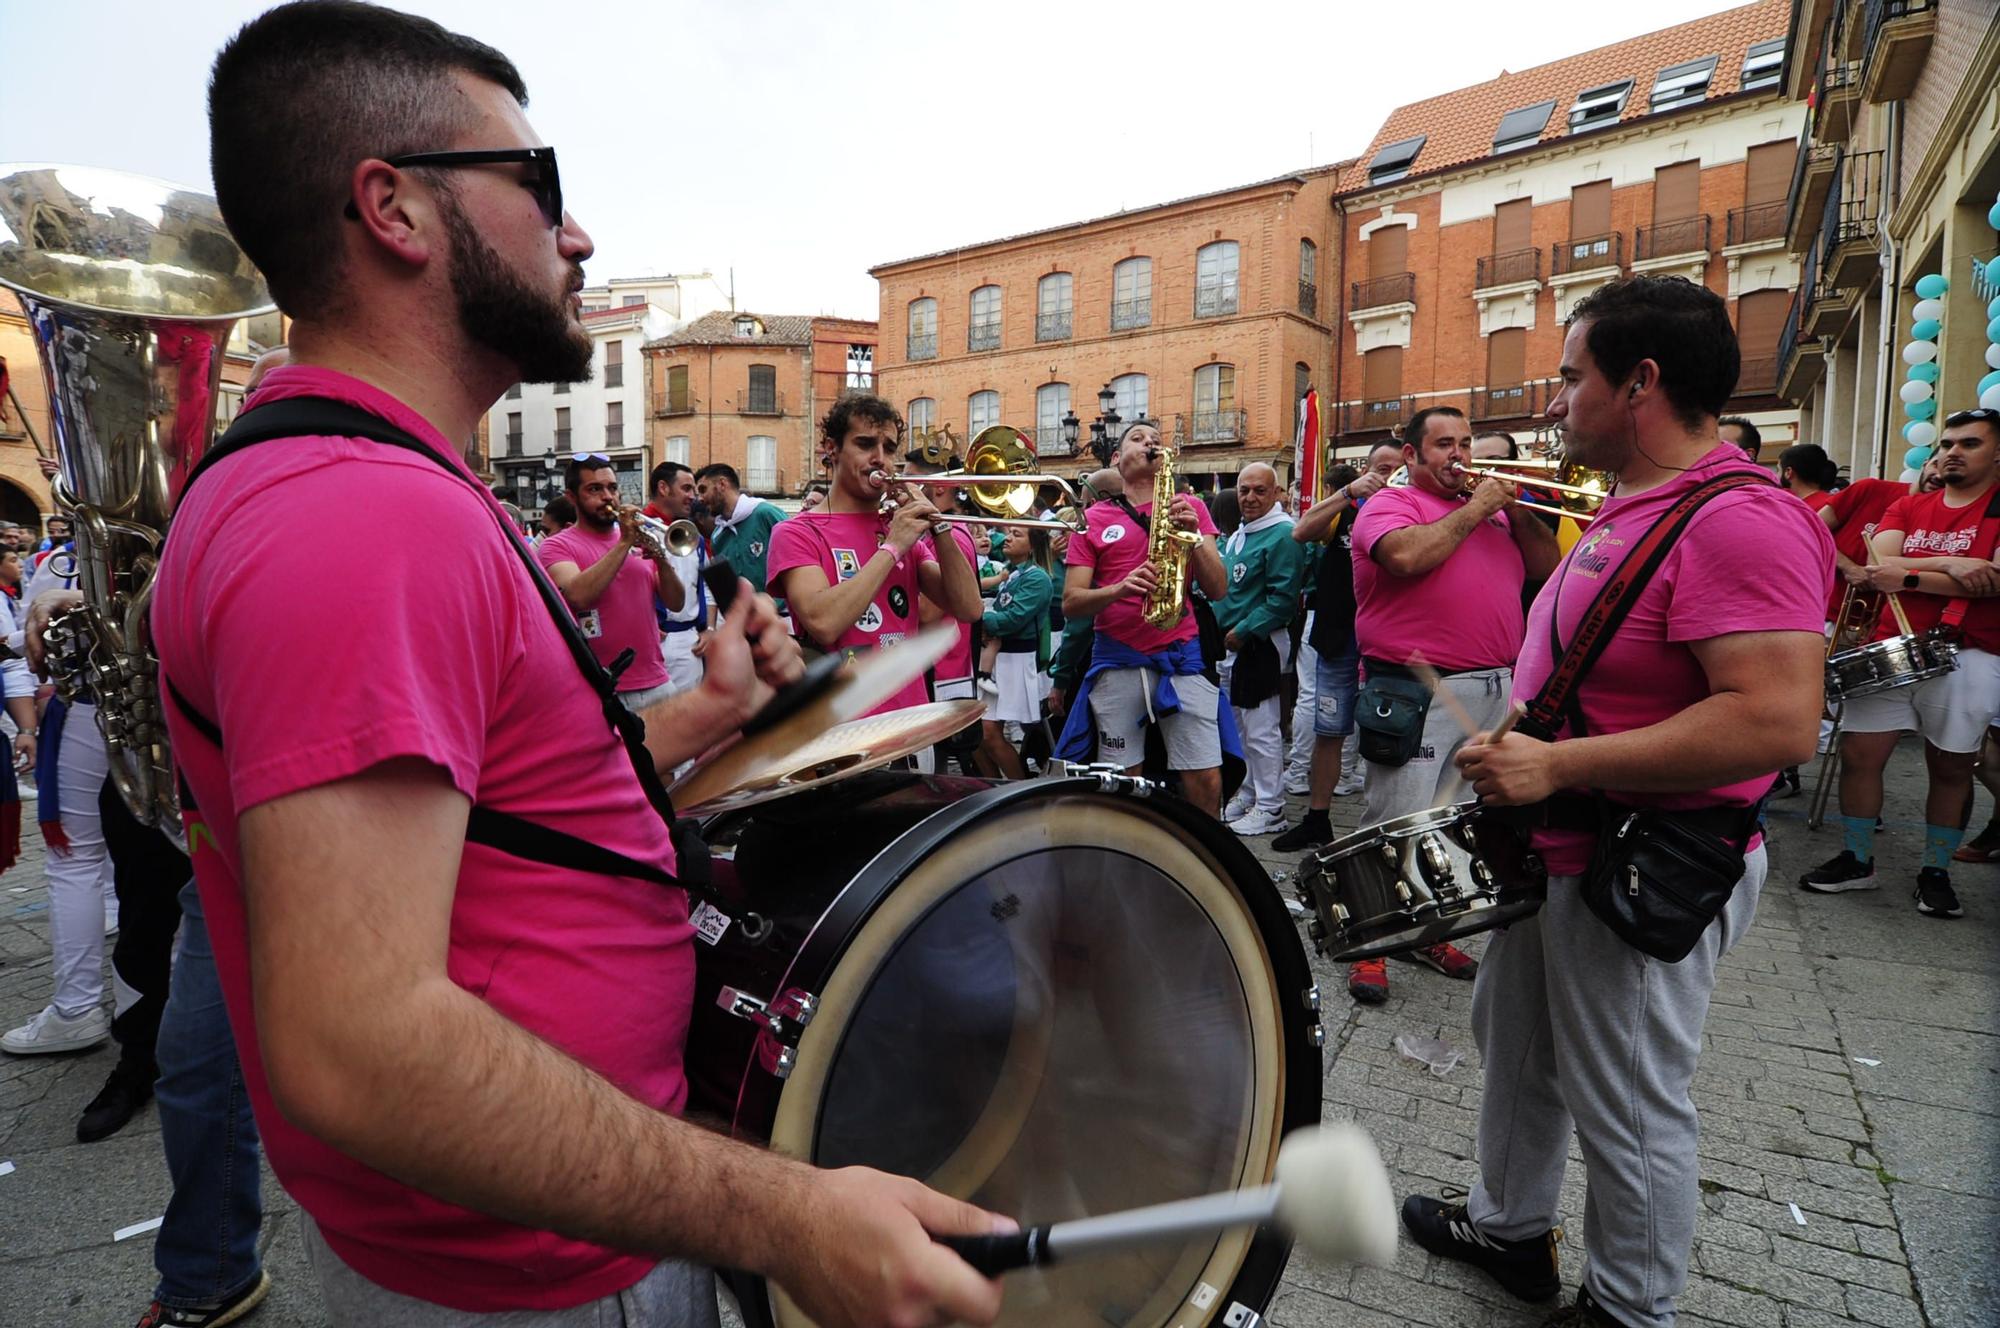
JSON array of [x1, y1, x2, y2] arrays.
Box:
[[1924, 824, 1964, 872], [1841, 815, 1876, 864]]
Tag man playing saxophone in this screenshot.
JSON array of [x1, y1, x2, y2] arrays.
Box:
[[1056, 420, 1231, 815]]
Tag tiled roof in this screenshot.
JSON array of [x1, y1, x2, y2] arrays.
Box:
[[647, 312, 813, 348], [582, 304, 646, 320], [1337, 0, 1789, 194]]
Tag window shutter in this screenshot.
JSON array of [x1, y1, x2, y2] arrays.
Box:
[[1570, 181, 1612, 237], [1362, 346, 1403, 400], [1744, 142, 1791, 206], [1653, 162, 1700, 222], [1368, 224, 1408, 279], [1736, 289, 1788, 357], [1486, 329, 1526, 387], [1493, 199, 1533, 253]]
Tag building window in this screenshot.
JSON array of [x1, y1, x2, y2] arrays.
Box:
[[908, 397, 936, 435], [1367, 134, 1426, 185], [666, 364, 691, 413], [1359, 346, 1404, 430], [1295, 362, 1312, 430], [747, 436, 778, 492], [554, 379, 569, 395], [1740, 37, 1785, 92], [604, 339, 623, 389], [968, 390, 1000, 434], [969, 285, 1002, 352], [665, 436, 690, 465], [846, 344, 874, 390], [1036, 383, 1071, 453], [1037, 273, 1074, 342], [1650, 56, 1718, 113], [1192, 364, 1237, 442], [735, 316, 759, 337], [1111, 257, 1152, 330], [606, 400, 624, 446], [1482, 328, 1529, 417], [747, 364, 777, 414], [907, 298, 937, 360], [506, 411, 523, 457], [1298, 240, 1318, 316], [622, 294, 645, 307], [1110, 373, 1149, 424], [555, 406, 571, 451], [1195, 241, 1239, 318], [1569, 79, 1632, 130], [505, 383, 522, 400], [1492, 100, 1556, 153], [1734, 288, 1790, 394]]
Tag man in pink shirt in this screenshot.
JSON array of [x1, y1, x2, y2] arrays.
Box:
[[538, 453, 684, 710], [159, 5, 1009, 1325], [1404, 276, 1829, 1328], [1346, 405, 1560, 1003]]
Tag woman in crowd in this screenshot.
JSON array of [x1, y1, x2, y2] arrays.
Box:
[[974, 527, 1055, 778]]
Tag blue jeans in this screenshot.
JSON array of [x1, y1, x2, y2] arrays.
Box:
[[153, 877, 265, 1308]]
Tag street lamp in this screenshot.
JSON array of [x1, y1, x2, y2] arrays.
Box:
[[1086, 383, 1123, 465], [1060, 409, 1081, 455]]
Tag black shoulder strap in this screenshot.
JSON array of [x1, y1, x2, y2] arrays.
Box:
[[1520, 472, 1774, 742]]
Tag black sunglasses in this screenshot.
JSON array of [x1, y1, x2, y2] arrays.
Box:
[[344, 146, 562, 227], [1944, 408, 1999, 428]]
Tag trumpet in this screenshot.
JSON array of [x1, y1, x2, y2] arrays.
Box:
[[626, 509, 701, 558]]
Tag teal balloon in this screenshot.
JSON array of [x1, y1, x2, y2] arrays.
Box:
[[1912, 318, 1942, 341], [1989, 294, 2000, 321], [1906, 398, 1937, 421], [1989, 315, 2000, 342], [1905, 446, 1931, 471], [1989, 198, 2000, 230], [1910, 361, 1941, 383], [1987, 255, 2000, 287], [1915, 273, 1950, 299], [1981, 370, 2000, 396]]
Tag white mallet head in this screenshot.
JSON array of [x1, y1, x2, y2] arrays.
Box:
[[1273, 1122, 1398, 1267]]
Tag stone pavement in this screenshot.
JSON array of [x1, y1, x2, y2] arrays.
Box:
[[1, 737, 1993, 1326]]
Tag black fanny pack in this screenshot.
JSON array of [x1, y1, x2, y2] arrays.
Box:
[[1354, 658, 1432, 767], [1557, 795, 1757, 962]]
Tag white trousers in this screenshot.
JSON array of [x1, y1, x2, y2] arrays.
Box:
[[1221, 653, 1285, 816], [660, 629, 704, 696], [47, 706, 112, 1018], [1289, 612, 1319, 770]]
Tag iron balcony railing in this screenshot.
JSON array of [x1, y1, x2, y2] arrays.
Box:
[[1785, 137, 1838, 246], [1298, 279, 1318, 317], [906, 332, 937, 361], [1727, 202, 1788, 246], [1476, 248, 1541, 288], [1736, 358, 1778, 396], [1554, 231, 1624, 275], [1350, 272, 1417, 311], [1837, 148, 1884, 245], [1342, 397, 1413, 434], [736, 390, 785, 416], [655, 395, 697, 417], [1178, 408, 1248, 445], [968, 322, 1001, 352], [1110, 297, 1152, 330], [1472, 380, 1552, 420], [1864, 0, 1935, 59], [1634, 214, 1712, 261], [1194, 285, 1239, 318], [1036, 311, 1073, 342]]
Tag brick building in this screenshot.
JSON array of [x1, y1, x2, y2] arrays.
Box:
[[1331, 0, 1803, 460], [869, 169, 1348, 491], [1776, 0, 2000, 480], [643, 311, 879, 498]]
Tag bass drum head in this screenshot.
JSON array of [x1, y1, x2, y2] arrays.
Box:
[[743, 781, 1318, 1328]]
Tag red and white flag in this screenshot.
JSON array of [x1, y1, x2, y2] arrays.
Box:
[[1293, 387, 1322, 506]]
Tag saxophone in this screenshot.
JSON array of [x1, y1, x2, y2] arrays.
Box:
[[1140, 443, 1203, 630]]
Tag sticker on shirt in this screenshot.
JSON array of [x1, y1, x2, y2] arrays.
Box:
[[577, 609, 603, 639], [688, 901, 731, 946], [997, 590, 1013, 607], [856, 602, 884, 633], [1231, 562, 1248, 584], [888, 585, 910, 618], [1569, 523, 1625, 579], [750, 541, 765, 557], [1102, 524, 1127, 544], [879, 632, 905, 649], [833, 548, 862, 581]]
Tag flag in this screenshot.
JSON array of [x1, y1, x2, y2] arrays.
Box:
[[1293, 387, 1323, 506]]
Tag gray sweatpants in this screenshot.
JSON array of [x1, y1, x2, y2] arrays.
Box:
[[1361, 666, 1512, 826], [1465, 846, 1767, 1328], [301, 1214, 722, 1327]]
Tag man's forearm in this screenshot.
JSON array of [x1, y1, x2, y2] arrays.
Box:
[[1548, 691, 1816, 794], [1063, 580, 1127, 620], [5, 694, 34, 732], [654, 559, 685, 613], [933, 534, 983, 621], [561, 543, 633, 613], [1294, 492, 1351, 544], [1374, 505, 1484, 578], [640, 683, 751, 772]]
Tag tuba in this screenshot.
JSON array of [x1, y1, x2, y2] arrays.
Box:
[[0, 164, 275, 834]]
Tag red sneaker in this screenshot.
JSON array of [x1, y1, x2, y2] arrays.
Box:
[[1348, 958, 1389, 1004], [1401, 942, 1479, 980]]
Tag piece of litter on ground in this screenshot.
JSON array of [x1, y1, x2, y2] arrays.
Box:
[[1854, 1057, 1882, 1067], [7, 887, 25, 894], [1394, 1032, 1465, 1077], [113, 1216, 164, 1242], [1788, 1203, 1806, 1226], [0, 1160, 14, 1177]]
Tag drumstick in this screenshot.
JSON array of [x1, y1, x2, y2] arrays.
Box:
[[1406, 653, 1476, 738], [1864, 541, 1916, 637], [934, 1123, 1396, 1276]]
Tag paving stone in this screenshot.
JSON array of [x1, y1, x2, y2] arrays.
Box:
[[1693, 1241, 1847, 1313], [1841, 1283, 1927, 1328], [1673, 1273, 1786, 1326], [1766, 1233, 1914, 1297]]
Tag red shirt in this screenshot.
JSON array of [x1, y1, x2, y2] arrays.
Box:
[[1872, 484, 2000, 653], [1823, 479, 1905, 566]]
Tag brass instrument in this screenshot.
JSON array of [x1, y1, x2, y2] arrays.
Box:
[[630, 510, 702, 560], [0, 164, 274, 835], [875, 425, 1085, 533], [1140, 442, 1201, 631]]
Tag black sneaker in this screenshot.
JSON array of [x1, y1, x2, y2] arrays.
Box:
[[77, 1059, 154, 1143], [1272, 811, 1333, 853], [1914, 867, 1964, 918], [1542, 1286, 1625, 1326], [1799, 850, 1877, 893], [1401, 1193, 1561, 1301], [135, 1271, 272, 1327], [1772, 767, 1802, 799]]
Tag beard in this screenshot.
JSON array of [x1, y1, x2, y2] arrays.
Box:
[[440, 193, 592, 385]]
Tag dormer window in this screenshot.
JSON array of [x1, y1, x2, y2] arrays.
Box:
[[1650, 56, 1718, 113], [1492, 101, 1556, 154], [1568, 79, 1632, 130], [735, 316, 758, 337], [1740, 37, 1784, 92], [1367, 134, 1427, 186]]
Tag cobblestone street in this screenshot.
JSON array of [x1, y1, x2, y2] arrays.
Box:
[[1, 737, 1993, 1326]]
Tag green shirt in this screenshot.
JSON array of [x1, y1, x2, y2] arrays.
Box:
[[1215, 518, 1306, 642], [711, 500, 787, 596]]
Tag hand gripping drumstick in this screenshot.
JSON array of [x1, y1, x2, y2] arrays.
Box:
[[933, 1123, 1398, 1277], [1863, 541, 1917, 638]]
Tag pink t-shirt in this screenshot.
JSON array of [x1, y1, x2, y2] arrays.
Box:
[[934, 525, 979, 682], [766, 508, 937, 714], [1513, 446, 1835, 873], [536, 521, 670, 693], [152, 365, 691, 1312], [1352, 486, 1526, 671], [1065, 498, 1220, 652]]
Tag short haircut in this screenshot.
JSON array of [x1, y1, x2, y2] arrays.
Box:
[[1325, 462, 1360, 491], [565, 458, 616, 492], [542, 493, 576, 525], [1571, 276, 1739, 430], [695, 463, 741, 490], [649, 461, 691, 495], [1473, 430, 1519, 459], [819, 393, 903, 450], [208, 0, 528, 318], [1943, 409, 2000, 448], [1719, 415, 1762, 453], [1401, 406, 1466, 450], [1777, 443, 1838, 488]]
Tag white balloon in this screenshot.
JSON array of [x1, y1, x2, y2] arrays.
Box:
[[1908, 421, 1938, 448], [1900, 379, 1935, 403], [1912, 298, 1944, 322], [1983, 384, 2000, 411], [1903, 340, 1940, 364], [1989, 342, 2000, 370], [1899, 468, 1922, 483]]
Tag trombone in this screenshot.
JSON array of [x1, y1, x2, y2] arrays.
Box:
[[876, 424, 1086, 533]]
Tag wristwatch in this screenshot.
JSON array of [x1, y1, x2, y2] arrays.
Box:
[[1903, 573, 1920, 590]]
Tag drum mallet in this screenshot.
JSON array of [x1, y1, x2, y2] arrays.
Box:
[[1864, 542, 1917, 638], [934, 1123, 1397, 1276]]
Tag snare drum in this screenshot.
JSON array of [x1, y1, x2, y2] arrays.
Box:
[[1298, 802, 1544, 963], [1825, 630, 1958, 703], [687, 771, 1323, 1328]]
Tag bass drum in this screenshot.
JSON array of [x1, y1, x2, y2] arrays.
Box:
[[687, 772, 1323, 1328]]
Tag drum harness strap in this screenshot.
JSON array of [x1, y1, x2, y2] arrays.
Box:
[[1935, 487, 2000, 635], [1516, 470, 1775, 838], [161, 396, 715, 901]]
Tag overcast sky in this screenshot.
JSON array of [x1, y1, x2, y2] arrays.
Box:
[[3, 0, 1750, 320]]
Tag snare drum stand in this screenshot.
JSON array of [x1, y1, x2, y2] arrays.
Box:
[[1807, 704, 1842, 831]]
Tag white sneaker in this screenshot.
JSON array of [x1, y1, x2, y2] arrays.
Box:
[[1228, 808, 1289, 837], [2, 1003, 110, 1055], [1224, 793, 1255, 822], [1282, 764, 1311, 796], [1332, 776, 1364, 796]]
